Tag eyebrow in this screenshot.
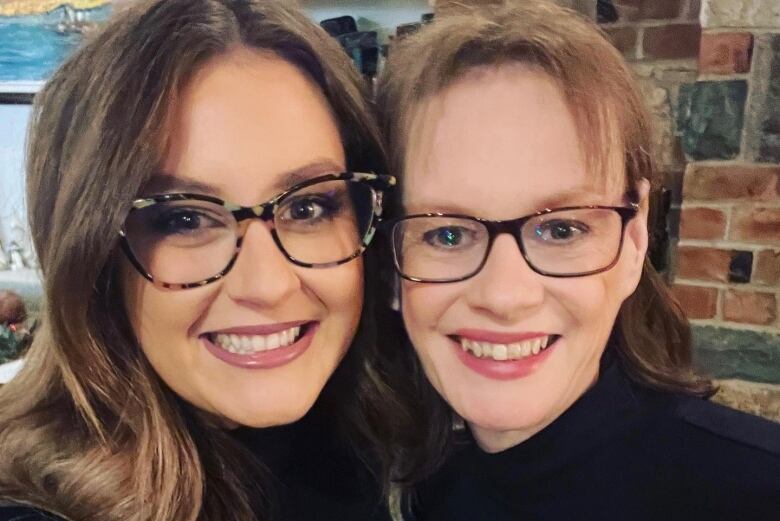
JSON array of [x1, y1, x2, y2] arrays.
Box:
[[535, 187, 612, 209], [404, 186, 615, 216], [270, 160, 346, 192], [142, 159, 346, 199], [142, 176, 217, 195]]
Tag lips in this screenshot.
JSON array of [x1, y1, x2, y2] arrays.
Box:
[[201, 321, 318, 369], [207, 323, 308, 355], [448, 332, 561, 380], [453, 334, 560, 361]]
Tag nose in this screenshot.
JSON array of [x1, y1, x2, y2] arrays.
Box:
[[463, 233, 545, 322], [223, 220, 301, 307]]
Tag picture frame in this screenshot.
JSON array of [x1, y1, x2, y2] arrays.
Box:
[[0, 1, 113, 103]]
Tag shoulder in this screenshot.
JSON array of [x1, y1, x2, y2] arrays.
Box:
[[629, 378, 780, 456], [637, 389, 780, 496], [672, 394, 780, 455], [0, 504, 62, 521]]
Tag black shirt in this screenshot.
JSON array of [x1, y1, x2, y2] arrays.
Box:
[[0, 409, 389, 521], [231, 408, 391, 521], [413, 354, 780, 521]]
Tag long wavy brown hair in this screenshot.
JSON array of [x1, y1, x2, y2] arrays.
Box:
[[373, 0, 716, 501], [0, 1, 404, 519]]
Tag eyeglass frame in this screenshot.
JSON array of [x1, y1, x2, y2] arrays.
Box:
[[119, 171, 396, 290], [386, 202, 640, 283]]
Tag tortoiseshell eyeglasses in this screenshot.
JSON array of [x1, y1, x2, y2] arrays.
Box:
[[120, 172, 396, 289]]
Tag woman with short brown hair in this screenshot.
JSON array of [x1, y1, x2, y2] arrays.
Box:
[[376, 2, 780, 519]]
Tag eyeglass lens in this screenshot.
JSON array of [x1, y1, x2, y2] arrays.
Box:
[[392, 208, 625, 282], [123, 179, 375, 284]]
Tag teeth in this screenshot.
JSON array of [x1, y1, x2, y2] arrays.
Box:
[[252, 335, 265, 351], [212, 325, 304, 355], [458, 335, 555, 361]]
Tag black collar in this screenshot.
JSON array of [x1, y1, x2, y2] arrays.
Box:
[[467, 350, 643, 484]]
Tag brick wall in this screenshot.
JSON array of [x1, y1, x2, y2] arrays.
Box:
[[672, 0, 780, 336], [599, 0, 700, 272], [599, 1, 778, 340]]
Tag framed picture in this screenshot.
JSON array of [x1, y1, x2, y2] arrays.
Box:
[[0, 1, 113, 103]]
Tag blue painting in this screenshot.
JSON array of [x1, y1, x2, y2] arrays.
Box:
[[0, 1, 112, 92]]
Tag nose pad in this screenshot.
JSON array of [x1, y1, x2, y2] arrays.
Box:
[[224, 219, 301, 306], [464, 233, 545, 321]]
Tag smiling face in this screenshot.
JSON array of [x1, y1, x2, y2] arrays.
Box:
[[122, 48, 363, 428], [401, 65, 648, 452]]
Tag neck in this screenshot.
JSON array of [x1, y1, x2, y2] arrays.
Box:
[[469, 365, 601, 453], [470, 419, 553, 453]]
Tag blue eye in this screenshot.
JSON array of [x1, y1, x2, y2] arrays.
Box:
[[423, 226, 468, 248], [534, 220, 588, 242], [439, 228, 462, 246]]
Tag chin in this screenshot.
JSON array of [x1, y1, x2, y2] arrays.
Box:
[[464, 397, 554, 436], [218, 395, 318, 429]]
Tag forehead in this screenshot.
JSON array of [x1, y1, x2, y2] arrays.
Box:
[[403, 65, 624, 216], [159, 47, 345, 202]]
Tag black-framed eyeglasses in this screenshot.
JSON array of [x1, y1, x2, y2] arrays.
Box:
[[119, 172, 396, 290], [387, 204, 639, 283]]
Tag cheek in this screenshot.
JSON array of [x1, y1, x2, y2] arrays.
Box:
[[300, 258, 364, 328], [121, 262, 217, 366], [400, 281, 462, 373], [400, 281, 456, 337], [545, 271, 627, 329]]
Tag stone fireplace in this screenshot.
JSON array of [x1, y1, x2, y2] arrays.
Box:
[[598, 0, 779, 383]]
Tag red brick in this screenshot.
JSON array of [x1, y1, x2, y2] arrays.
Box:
[[730, 207, 780, 245], [679, 207, 727, 240], [604, 26, 638, 57], [683, 165, 780, 201], [671, 284, 718, 319], [723, 290, 778, 325], [643, 24, 702, 60], [677, 246, 732, 282], [699, 32, 753, 74], [613, 0, 641, 21], [639, 0, 685, 20], [754, 250, 780, 286]]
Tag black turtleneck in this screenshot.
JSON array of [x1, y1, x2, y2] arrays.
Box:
[[0, 409, 390, 521], [412, 353, 780, 521], [230, 406, 391, 521]]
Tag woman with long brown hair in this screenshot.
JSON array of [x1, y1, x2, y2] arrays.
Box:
[[376, 1, 780, 519], [0, 1, 400, 519]]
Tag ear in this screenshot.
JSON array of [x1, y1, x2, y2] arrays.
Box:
[[619, 178, 650, 296]]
